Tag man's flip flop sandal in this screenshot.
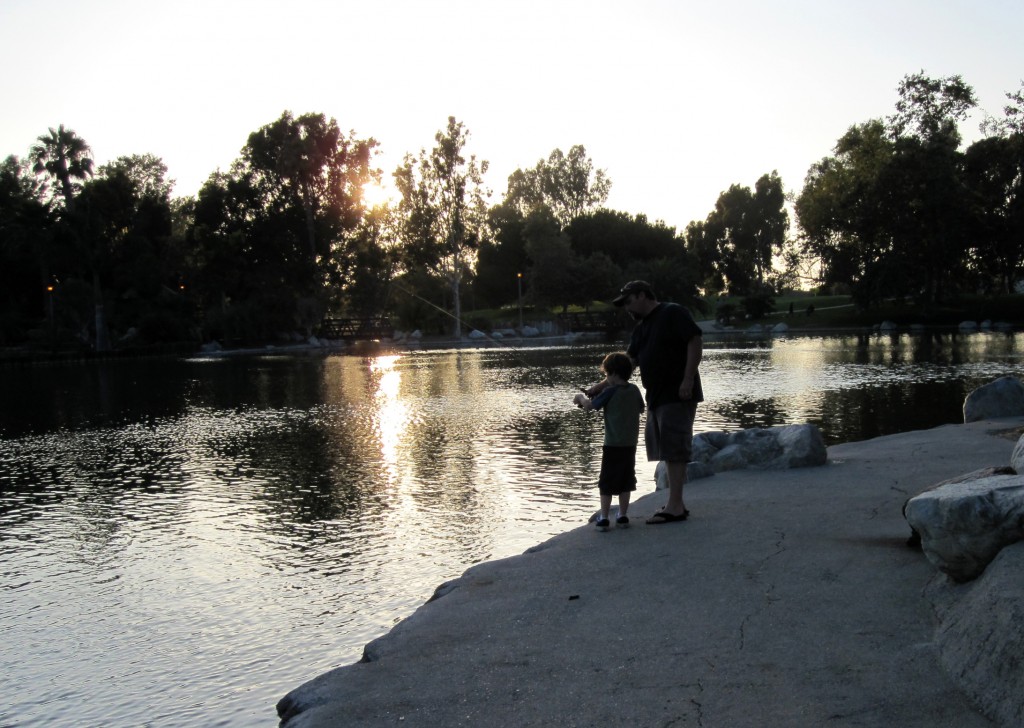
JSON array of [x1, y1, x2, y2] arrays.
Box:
[[645, 509, 690, 524]]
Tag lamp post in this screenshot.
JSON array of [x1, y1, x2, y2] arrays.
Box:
[[46, 285, 54, 331], [517, 272, 523, 330]]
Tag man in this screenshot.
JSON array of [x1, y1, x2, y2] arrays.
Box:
[[602, 280, 703, 523]]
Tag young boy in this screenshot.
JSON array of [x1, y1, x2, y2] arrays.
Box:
[[573, 351, 645, 531]]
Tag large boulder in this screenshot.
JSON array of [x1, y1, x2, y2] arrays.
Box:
[[710, 427, 783, 472], [963, 375, 1024, 422], [928, 542, 1024, 727], [774, 424, 829, 468], [902, 466, 1015, 547], [655, 424, 827, 488], [1011, 433, 1024, 473], [904, 471, 1024, 582], [696, 424, 826, 471]]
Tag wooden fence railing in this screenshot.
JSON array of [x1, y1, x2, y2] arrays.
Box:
[[317, 317, 395, 340]]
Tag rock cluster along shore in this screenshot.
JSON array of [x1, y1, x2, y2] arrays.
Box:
[[277, 380, 1024, 728]]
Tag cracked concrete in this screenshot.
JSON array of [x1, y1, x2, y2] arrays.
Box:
[[277, 419, 1023, 727]]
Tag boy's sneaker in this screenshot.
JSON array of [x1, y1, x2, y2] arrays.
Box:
[[595, 517, 610, 531], [616, 515, 630, 528]]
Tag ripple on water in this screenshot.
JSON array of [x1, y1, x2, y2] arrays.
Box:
[[2, 336, 1023, 725]]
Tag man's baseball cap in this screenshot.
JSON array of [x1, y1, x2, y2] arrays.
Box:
[[612, 280, 654, 306]]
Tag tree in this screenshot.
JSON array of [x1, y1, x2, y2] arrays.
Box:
[[28, 125, 110, 347], [797, 73, 981, 309], [0, 155, 52, 340], [70, 170, 140, 350], [981, 81, 1024, 138], [522, 207, 581, 312], [796, 121, 900, 306], [888, 72, 977, 144], [189, 111, 378, 341], [564, 209, 678, 270], [504, 145, 611, 227], [473, 201, 532, 309], [963, 134, 1024, 293], [395, 116, 490, 338], [750, 172, 789, 287], [99, 153, 175, 200], [685, 218, 724, 294], [689, 173, 789, 296], [243, 111, 375, 265], [887, 73, 976, 304], [29, 124, 94, 211]]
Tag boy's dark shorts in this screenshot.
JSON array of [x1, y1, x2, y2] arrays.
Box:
[[598, 446, 638, 496], [645, 401, 697, 462]]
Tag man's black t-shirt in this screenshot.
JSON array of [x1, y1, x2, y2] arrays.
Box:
[[626, 302, 704, 410]]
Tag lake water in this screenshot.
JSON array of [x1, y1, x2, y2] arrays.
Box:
[[1, 332, 1022, 726]]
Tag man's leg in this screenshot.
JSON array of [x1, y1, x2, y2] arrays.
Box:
[[663, 460, 687, 515]]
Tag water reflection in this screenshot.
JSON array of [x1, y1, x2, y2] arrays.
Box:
[[1, 332, 1023, 726]]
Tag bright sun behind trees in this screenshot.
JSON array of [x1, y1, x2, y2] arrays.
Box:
[[2, 72, 1023, 350]]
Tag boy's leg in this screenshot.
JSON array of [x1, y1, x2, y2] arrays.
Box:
[[600, 493, 612, 518], [618, 491, 630, 516]]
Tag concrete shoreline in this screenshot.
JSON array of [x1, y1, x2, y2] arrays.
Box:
[[277, 418, 1024, 727]]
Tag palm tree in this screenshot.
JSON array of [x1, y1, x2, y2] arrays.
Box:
[[29, 124, 94, 211], [29, 126, 110, 349]]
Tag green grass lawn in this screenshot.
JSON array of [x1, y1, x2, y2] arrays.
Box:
[[717, 294, 1024, 330], [466, 293, 1024, 332]]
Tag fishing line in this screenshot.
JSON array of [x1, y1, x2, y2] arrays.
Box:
[[388, 280, 545, 369]]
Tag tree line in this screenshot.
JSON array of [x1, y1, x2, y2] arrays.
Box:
[[1, 72, 1022, 350]]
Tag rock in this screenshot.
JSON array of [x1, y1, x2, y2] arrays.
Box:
[[902, 466, 1016, 548], [772, 322, 789, 333], [690, 434, 719, 464], [879, 320, 898, 331], [710, 443, 754, 472], [927, 541, 1024, 726], [747, 324, 764, 334], [963, 375, 1024, 422], [686, 461, 715, 482], [653, 460, 716, 489], [658, 424, 827, 483], [521, 326, 540, 337], [696, 431, 731, 450], [958, 320, 979, 331], [468, 329, 487, 339], [773, 423, 828, 468], [307, 336, 321, 347], [1012, 435, 1024, 473], [409, 330, 422, 340], [980, 319, 992, 331], [903, 471, 1024, 581], [200, 341, 222, 353], [715, 428, 783, 470]]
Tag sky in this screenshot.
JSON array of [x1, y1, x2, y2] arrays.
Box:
[[2, 0, 1022, 232]]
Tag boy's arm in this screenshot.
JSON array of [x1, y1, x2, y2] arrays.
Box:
[[573, 392, 594, 410]]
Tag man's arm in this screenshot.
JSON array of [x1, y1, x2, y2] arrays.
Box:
[[678, 336, 703, 400]]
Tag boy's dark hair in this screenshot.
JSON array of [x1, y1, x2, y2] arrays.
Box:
[[602, 351, 634, 380]]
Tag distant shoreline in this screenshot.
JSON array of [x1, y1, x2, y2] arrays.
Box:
[[2, 321, 1018, 366]]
